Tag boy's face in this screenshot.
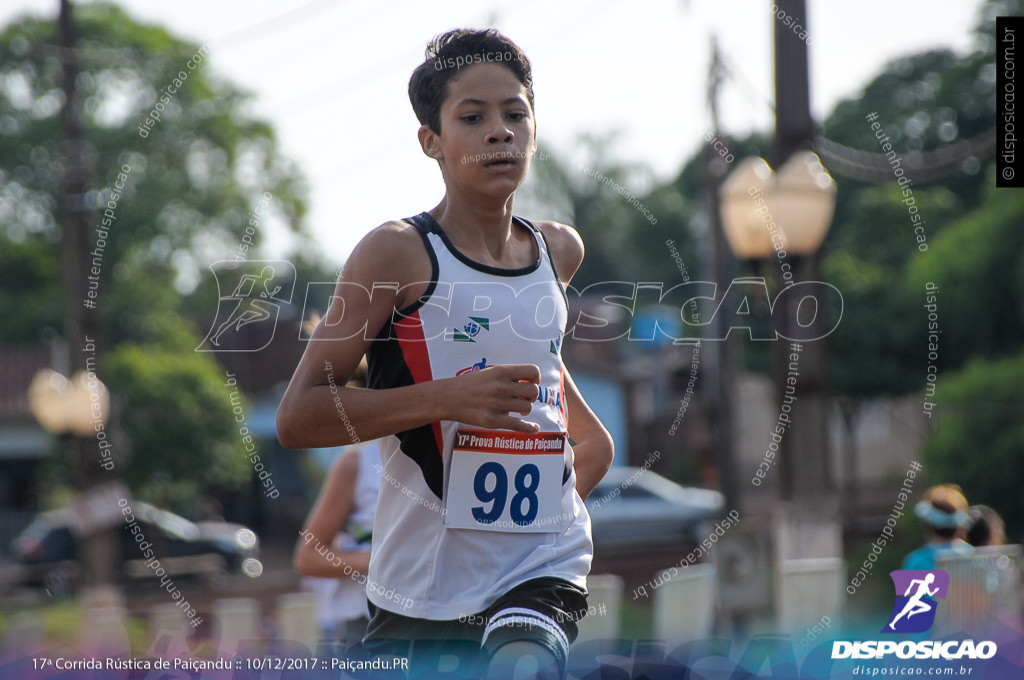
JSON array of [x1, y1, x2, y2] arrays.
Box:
[[421, 63, 536, 195]]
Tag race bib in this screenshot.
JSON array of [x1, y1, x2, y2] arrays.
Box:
[[445, 429, 565, 533]]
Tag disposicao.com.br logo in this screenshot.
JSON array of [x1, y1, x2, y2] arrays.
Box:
[[832, 570, 998, 661]]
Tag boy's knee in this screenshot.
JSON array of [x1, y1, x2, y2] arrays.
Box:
[[486, 640, 561, 680]]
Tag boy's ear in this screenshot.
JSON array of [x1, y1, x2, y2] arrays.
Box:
[[418, 125, 442, 160]]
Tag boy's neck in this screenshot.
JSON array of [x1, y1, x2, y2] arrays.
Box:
[[429, 195, 529, 263]]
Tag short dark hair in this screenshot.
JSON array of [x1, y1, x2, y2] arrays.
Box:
[[408, 28, 534, 134], [966, 505, 1005, 547]]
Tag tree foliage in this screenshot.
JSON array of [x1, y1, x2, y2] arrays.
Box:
[[103, 343, 251, 507], [922, 353, 1024, 536], [520, 134, 702, 290], [909, 176, 1024, 370], [0, 3, 309, 342], [819, 0, 1024, 537], [0, 3, 324, 510]]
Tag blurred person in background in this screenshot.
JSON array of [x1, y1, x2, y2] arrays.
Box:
[[902, 484, 973, 570], [293, 358, 381, 646]]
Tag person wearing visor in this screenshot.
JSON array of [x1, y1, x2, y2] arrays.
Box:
[[902, 484, 973, 571]]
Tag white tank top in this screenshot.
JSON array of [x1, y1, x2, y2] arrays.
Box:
[[307, 441, 382, 627], [365, 212, 592, 619], [341, 443, 381, 549]]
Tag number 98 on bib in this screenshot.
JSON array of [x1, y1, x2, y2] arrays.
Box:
[[445, 429, 565, 533]]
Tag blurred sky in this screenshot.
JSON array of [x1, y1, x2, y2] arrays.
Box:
[[1, 0, 981, 267]]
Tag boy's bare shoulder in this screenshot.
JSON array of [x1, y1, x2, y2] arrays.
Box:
[[534, 220, 584, 282], [345, 219, 431, 284], [355, 219, 425, 259]]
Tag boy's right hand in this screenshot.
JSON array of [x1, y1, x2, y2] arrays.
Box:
[[445, 364, 542, 433]]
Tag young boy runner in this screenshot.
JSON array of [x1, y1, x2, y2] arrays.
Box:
[[277, 28, 613, 679]]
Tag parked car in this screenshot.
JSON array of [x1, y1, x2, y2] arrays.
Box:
[[586, 466, 725, 552], [11, 501, 261, 593]]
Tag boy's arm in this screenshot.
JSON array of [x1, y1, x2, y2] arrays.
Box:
[[276, 222, 543, 450], [294, 449, 371, 576], [564, 368, 614, 500], [538, 220, 614, 499]]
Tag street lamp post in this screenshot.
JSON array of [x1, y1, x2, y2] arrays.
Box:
[[716, 0, 843, 561], [720, 150, 839, 559], [28, 369, 122, 590]]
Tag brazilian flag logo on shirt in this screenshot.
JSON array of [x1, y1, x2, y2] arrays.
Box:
[[452, 316, 490, 342]]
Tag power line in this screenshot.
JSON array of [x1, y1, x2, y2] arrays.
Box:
[[210, 0, 353, 50], [265, 46, 421, 119], [264, 0, 598, 123], [814, 129, 995, 184], [717, 50, 776, 116]]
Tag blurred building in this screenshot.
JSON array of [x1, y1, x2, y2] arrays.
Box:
[[0, 345, 53, 554], [563, 293, 929, 527]]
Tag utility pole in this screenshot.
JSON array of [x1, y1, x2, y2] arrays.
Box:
[[772, 0, 813, 168], [705, 36, 738, 515], [58, 0, 92, 360], [58, 0, 118, 590], [770, 0, 839, 559]]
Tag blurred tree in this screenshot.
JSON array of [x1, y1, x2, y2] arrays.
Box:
[[818, 11, 999, 395], [823, 45, 993, 206], [519, 134, 700, 289], [909, 176, 1024, 370], [811, 0, 1023, 533], [908, 175, 1024, 537], [0, 237, 60, 343], [104, 343, 250, 509], [0, 3, 310, 339], [921, 353, 1024, 536], [0, 3, 324, 510], [802, 0, 1012, 507], [823, 183, 962, 401]]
